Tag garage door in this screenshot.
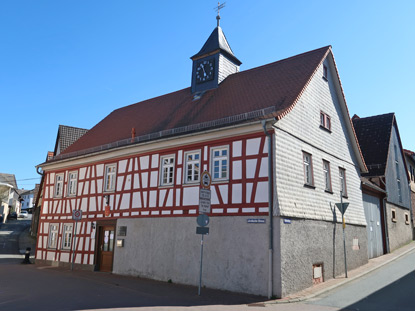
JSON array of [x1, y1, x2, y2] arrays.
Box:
[[363, 193, 384, 258]]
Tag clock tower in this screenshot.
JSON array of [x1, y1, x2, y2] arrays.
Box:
[[190, 13, 242, 94]]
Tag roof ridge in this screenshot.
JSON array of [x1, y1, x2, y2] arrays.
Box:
[[353, 112, 395, 122], [235, 45, 331, 76], [59, 124, 89, 131]]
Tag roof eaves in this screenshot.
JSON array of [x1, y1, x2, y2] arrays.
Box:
[[275, 46, 332, 121], [43, 106, 279, 165], [392, 115, 411, 182], [329, 50, 368, 173]]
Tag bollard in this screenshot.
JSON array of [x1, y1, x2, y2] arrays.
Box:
[[22, 247, 31, 264]]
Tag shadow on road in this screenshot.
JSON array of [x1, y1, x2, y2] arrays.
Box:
[[341, 271, 415, 311]]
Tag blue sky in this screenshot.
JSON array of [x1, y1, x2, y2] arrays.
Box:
[[1, 1, 414, 190]]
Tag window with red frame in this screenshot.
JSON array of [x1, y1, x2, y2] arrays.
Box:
[[320, 112, 331, 131]]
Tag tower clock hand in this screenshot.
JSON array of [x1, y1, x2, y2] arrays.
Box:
[[200, 64, 207, 76]]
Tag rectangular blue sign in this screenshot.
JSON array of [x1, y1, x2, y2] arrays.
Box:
[[247, 219, 266, 224]]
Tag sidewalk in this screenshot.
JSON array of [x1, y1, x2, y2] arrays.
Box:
[[268, 240, 415, 305]]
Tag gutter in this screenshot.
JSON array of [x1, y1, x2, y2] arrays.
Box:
[[262, 120, 274, 299], [379, 178, 390, 253]]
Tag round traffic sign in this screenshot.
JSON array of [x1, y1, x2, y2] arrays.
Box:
[[197, 214, 209, 227], [201, 171, 211, 189]]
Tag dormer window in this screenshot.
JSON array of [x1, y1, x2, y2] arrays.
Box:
[[320, 112, 331, 131]]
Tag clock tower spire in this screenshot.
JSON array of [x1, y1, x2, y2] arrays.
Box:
[[190, 4, 242, 94]]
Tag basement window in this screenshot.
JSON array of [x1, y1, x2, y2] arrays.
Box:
[[391, 209, 397, 222], [405, 212, 410, 225], [312, 264, 324, 285]]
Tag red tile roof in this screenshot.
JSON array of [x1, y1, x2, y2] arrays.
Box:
[[61, 46, 331, 158]]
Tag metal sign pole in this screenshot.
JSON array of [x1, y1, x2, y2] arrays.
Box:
[[198, 234, 204, 296], [71, 220, 78, 271], [341, 191, 348, 278]]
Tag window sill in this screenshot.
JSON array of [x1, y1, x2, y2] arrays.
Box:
[[322, 76, 328, 82], [325, 190, 333, 194], [342, 195, 348, 199], [159, 184, 174, 189], [183, 181, 200, 187], [304, 184, 316, 189], [212, 179, 229, 184], [319, 125, 332, 133]]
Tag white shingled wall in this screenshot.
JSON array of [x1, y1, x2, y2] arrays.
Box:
[[273, 56, 366, 226]]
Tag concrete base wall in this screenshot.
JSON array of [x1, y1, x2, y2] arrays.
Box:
[[35, 259, 94, 271], [277, 217, 368, 297], [386, 203, 413, 252], [113, 216, 269, 296]]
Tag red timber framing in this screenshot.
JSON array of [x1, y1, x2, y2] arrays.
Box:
[[36, 131, 272, 264]]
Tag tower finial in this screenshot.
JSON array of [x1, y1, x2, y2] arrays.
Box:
[[215, 2, 226, 27]]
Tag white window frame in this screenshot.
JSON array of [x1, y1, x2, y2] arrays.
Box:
[[211, 146, 229, 181], [303, 152, 314, 187], [48, 223, 59, 249], [61, 223, 73, 250], [67, 171, 78, 196], [184, 151, 201, 184], [54, 173, 64, 198], [339, 167, 347, 197], [160, 155, 175, 186], [104, 164, 117, 192], [323, 160, 332, 192]]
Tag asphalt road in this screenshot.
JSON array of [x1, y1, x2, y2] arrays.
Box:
[[0, 217, 31, 264], [306, 248, 415, 311]]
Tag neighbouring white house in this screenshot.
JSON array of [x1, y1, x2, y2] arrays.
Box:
[[36, 17, 368, 298], [0, 173, 20, 222], [19, 188, 35, 212]]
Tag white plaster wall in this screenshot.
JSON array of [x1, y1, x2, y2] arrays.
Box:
[[274, 57, 366, 226], [113, 216, 269, 296]]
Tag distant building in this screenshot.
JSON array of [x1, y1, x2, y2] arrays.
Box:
[[403, 149, 415, 235], [19, 188, 35, 211], [0, 173, 20, 222], [353, 113, 412, 253]]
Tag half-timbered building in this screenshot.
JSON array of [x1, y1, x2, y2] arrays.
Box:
[[36, 21, 369, 298]]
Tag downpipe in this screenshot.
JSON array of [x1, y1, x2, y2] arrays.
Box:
[[262, 120, 274, 299]]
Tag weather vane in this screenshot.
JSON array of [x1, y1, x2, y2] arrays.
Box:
[[214, 2, 226, 27]]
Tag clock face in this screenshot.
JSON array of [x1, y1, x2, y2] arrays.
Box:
[[196, 59, 215, 84]]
